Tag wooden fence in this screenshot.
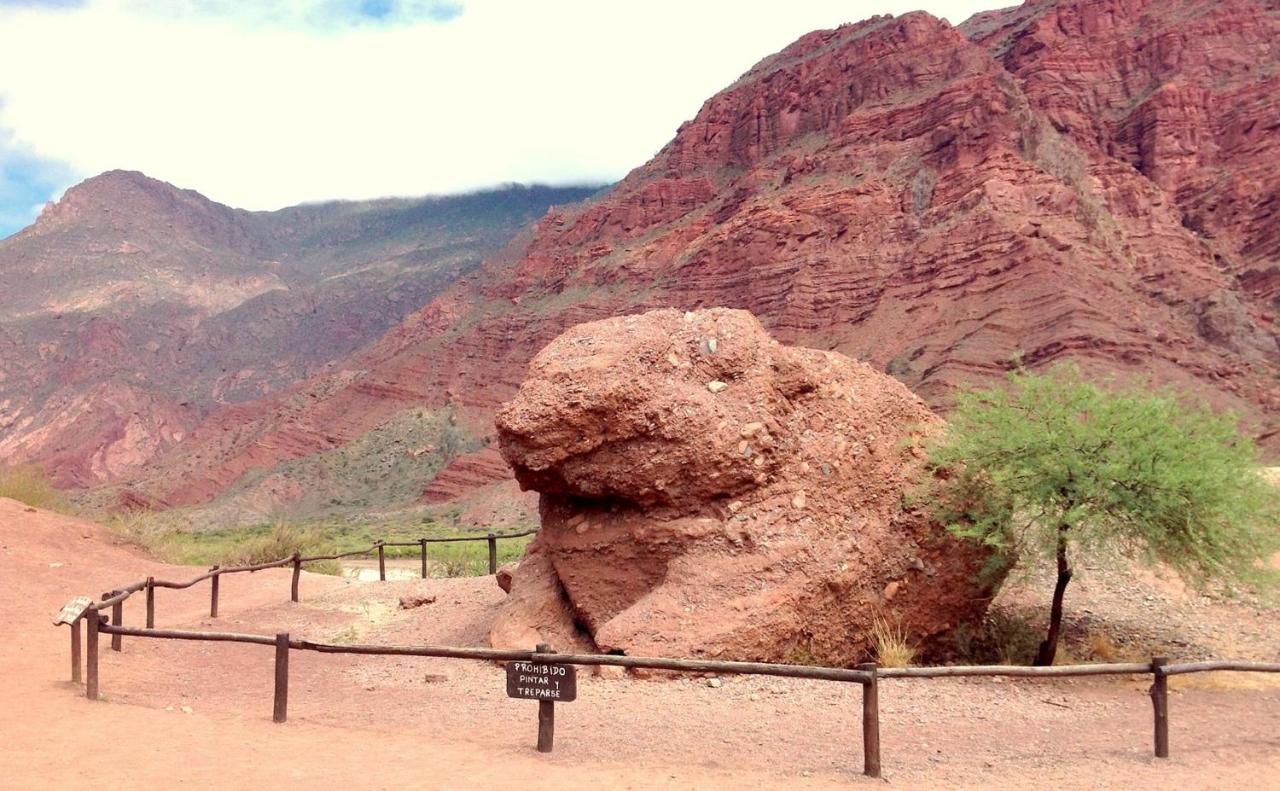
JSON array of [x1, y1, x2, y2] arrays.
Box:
[[92, 529, 536, 630], [55, 531, 1280, 779]]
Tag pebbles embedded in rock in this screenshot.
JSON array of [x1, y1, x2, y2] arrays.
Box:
[[493, 307, 998, 663], [883, 580, 901, 601]]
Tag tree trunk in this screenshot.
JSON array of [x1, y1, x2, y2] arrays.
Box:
[[1034, 524, 1072, 666]]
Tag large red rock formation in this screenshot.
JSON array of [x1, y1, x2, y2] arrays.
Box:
[[131, 0, 1280, 516], [490, 308, 996, 663]]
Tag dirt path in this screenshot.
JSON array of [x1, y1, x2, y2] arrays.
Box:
[[2, 499, 1278, 789]]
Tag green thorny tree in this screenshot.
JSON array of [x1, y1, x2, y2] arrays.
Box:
[[925, 366, 1280, 666]]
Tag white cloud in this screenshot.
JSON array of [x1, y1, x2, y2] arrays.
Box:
[[0, 0, 1008, 211], [0, 123, 77, 235]]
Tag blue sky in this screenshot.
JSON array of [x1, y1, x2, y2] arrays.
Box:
[[0, 126, 76, 236], [0, 0, 465, 25], [0, 0, 1007, 238]]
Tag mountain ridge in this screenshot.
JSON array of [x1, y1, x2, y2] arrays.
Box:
[[0, 171, 600, 486], [12, 0, 1280, 526]]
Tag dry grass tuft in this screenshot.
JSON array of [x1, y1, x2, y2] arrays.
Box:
[[871, 616, 916, 668], [1087, 631, 1118, 663]]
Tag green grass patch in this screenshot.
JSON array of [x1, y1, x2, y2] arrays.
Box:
[[221, 522, 342, 575], [418, 536, 531, 577], [112, 519, 342, 575], [107, 510, 533, 578], [0, 464, 69, 512]]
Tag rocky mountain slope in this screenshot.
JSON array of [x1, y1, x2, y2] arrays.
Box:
[[90, 0, 1280, 519], [0, 171, 598, 487]]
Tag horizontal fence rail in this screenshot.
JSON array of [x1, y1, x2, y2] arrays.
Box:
[[55, 522, 1279, 779], [1161, 660, 1280, 675], [878, 662, 1154, 678], [88, 624, 1280, 685], [88, 622, 882, 775], [83, 529, 535, 614], [65, 616, 1280, 778], [97, 625, 874, 683]]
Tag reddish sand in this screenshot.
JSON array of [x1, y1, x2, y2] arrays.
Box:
[[2, 498, 1277, 789]]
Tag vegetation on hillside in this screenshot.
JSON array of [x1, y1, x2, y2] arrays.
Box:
[[218, 521, 341, 575], [0, 464, 67, 512], [925, 366, 1280, 665], [215, 406, 477, 517]]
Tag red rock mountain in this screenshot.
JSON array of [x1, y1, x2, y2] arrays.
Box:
[[0, 171, 597, 487], [84, 0, 1280, 518]]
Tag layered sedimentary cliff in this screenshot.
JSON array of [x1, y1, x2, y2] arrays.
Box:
[[131, 0, 1280, 514]]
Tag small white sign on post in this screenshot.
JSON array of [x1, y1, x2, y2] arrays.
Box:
[[54, 596, 93, 626]]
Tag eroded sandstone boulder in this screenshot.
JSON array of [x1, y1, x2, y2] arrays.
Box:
[[491, 308, 996, 664]]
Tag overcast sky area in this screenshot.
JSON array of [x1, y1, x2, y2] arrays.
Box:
[[0, 0, 1009, 236]]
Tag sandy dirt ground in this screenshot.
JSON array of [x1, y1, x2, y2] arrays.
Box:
[[2, 498, 1278, 790]]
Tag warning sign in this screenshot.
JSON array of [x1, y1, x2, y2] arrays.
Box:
[[506, 659, 577, 702]]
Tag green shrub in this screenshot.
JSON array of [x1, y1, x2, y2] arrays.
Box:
[[220, 521, 341, 575], [950, 608, 1046, 665], [927, 365, 1280, 665]]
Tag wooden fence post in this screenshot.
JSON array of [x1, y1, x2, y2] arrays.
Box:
[[109, 592, 123, 652], [858, 662, 881, 778], [274, 632, 289, 723], [291, 553, 301, 603], [487, 534, 498, 575], [1151, 656, 1169, 758], [210, 567, 220, 618], [70, 617, 82, 684], [377, 543, 386, 582], [145, 577, 155, 629], [536, 643, 555, 753], [85, 612, 100, 700], [419, 538, 428, 579]]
